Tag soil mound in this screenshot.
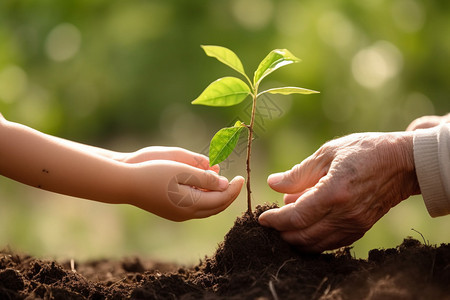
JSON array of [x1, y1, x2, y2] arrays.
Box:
[[1, 204, 449, 299]]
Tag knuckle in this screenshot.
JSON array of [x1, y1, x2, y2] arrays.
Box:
[[316, 144, 330, 157], [326, 167, 357, 204], [290, 163, 302, 173], [284, 164, 302, 182], [330, 183, 352, 205], [316, 139, 340, 158], [290, 163, 302, 177], [288, 163, 307, 183]]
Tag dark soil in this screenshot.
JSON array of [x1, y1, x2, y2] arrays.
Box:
[[1, 204, 449, 299]]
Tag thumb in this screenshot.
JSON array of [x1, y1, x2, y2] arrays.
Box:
[[268, 156, 329, 194]]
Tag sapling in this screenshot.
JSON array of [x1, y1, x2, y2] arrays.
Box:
[[192, 45, 319, 216]]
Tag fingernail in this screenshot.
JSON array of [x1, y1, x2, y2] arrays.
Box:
[[219, 176, 229, 189], [268, 172, 284, 186]]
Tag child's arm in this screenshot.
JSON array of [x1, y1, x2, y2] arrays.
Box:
[[0, 114, 244, 221]]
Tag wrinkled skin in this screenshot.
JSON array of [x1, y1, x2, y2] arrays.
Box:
[[259, 114, 450, 252]]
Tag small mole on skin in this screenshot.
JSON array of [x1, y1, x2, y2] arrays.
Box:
[[42, 169, 49, 174], [37, 185, 42, 188]]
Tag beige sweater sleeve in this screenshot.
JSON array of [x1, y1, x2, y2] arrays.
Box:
[[413, 124, 450, 217]]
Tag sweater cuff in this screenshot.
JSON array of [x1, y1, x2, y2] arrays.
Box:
[[413, 125, 450, 217]]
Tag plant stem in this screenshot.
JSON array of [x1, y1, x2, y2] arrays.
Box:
[[245, 93, 257, 216]]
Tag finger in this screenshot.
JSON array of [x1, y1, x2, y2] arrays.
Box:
[[277, 209, 366, 252], [405, 116, 441, 131], [193, 176, 245, 218], [280, 226, 338, 250], [174, 167, 230, 192], [267, 155, 329, 194], [139, 147, 220, 172], [283, 190, 308, 204], [258, 185, 331, 232], [170, 175, 243, 210], [175, 148, 220, 172], [167, 148, 220, 172], [290, 230, 364, 253]]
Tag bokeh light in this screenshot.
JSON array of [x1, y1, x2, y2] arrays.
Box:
[[45, 23, 81, 62], [317, 11, 357, 54], [352, 41, 403, 89], [391, 0, 426, 33], [231, 0, 274, 31]]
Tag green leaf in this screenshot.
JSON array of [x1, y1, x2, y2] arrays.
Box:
[[191, 77, 251, 107], [201, 45, 246, 77], [259, 86, 320, 96], [209, 121, 245, 166], [253, 49, 301, 87]]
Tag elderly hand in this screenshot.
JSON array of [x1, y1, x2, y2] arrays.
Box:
[[258, 132, 420, 252], [406, 113, 450, 131]]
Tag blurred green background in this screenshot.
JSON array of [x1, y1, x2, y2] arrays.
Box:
[[0, 0, 449, 264]]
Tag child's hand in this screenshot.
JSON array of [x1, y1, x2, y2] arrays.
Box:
[[117, 146, 244, 221], [116, 146, 220, 173], [128, 159, 244, 221]]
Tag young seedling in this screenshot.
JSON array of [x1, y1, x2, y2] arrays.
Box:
[[192, 45, 319, 216]]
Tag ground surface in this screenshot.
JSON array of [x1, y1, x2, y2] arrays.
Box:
[[1, 205, 449, 299]]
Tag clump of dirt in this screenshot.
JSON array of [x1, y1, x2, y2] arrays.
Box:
[[1, 204, 449, 299]]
